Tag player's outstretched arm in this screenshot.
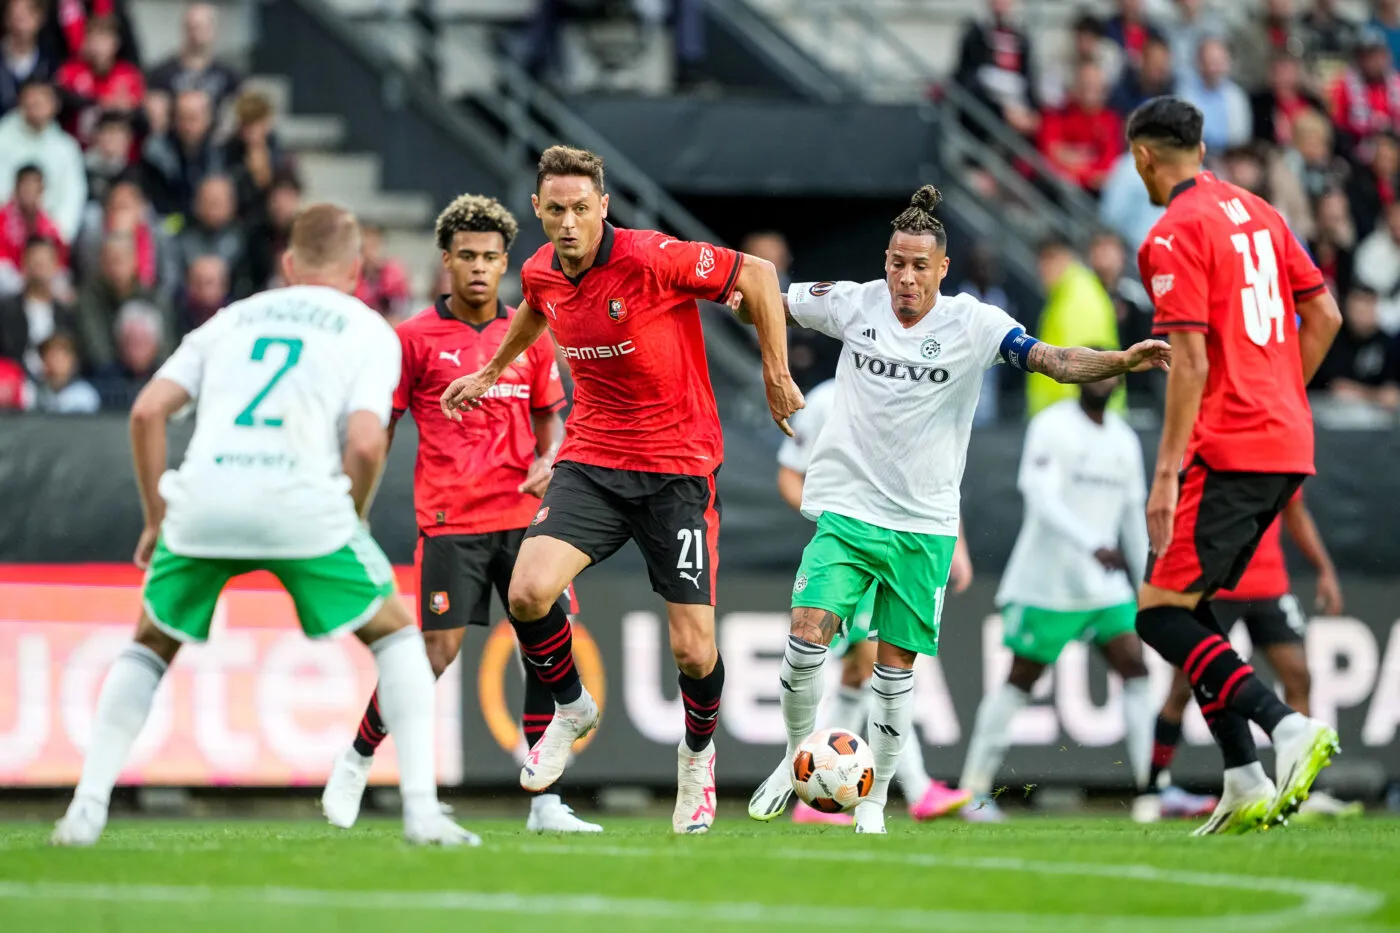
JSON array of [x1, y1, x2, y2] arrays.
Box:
[[734, 255, 805, 435], [1282, 497, 1343, 614], [1296, 290, 1343, 385], [440, 301, 549, 420], [1025, 338, 1171, 384], [1145, 330, 1209, 553], [128, 378, 192, 569]]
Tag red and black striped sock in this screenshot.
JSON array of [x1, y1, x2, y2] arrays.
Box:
[[521, 655, 555, 751], [1194, 683, 1260, 769], [510, 604, 583, 705], [352, 691, 388, 758], [1148, 715, 1182, 789], [679, 654, 725, 753], [1138, 604, 1294, 736]]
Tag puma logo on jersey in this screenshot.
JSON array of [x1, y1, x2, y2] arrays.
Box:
[[679, 570, 702, 589], [439, 349, 462, 366], [1153, 235, 1175, 252], [546, 302, 558, 319]]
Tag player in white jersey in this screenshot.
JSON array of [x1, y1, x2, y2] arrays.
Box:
[[958, 378, 1157, 822], [739, 185, 1170, 833], [51, 205, 473, 848], [776, 380, 974, 824]]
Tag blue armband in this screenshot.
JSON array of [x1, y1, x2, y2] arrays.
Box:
[[999, 328, 1040, 372]]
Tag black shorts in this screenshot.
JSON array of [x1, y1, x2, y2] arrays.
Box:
[[524, 461, 721, 606], [416, 529, 576, 631], [1212, 596, 1307, 648], [1145, 459, 1306, 596]]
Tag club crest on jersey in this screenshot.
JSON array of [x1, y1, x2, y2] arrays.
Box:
[[919, 337, 942, 360], [695, 246, 716, 279], [608, 298, 628, 323], [810, 282, 835, 297], [532, 506, 550, 526], [429, 591, 450, 615], [1152, 274, 1174, 297], [793, 573, 808, 594]]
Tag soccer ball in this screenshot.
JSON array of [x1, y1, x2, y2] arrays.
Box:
[[790, 728, 875, 813]]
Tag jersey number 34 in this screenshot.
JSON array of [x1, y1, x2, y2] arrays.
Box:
[[1231, 231, 1286, 347]]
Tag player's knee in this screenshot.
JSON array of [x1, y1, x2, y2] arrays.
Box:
[[1007, 657, 1044, 693], [670, 632, 717, 677], [508, 575, 559, 622], [423, 639, 458, 679], [133, 618, 182, 664]]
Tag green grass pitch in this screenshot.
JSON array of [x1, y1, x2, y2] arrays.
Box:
[[2, 814, 1398, 932]]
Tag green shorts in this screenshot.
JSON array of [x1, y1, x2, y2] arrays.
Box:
[[1000, 602, 1138, 665], [142, 527, 397, 643], [827, 585, 876, 659], [792, 512, 955, 657]]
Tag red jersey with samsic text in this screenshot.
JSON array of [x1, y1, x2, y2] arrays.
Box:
[[1138, 172, 1327, 475], [520, 224, 743, 475], [1216, 488, 1303, 600], [394, 298, 566, 536]]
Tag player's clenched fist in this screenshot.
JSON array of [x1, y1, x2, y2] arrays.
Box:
[[440, 368, 497, 420], [766, 371, 805, 437], [1122, 338, 1171, 373]]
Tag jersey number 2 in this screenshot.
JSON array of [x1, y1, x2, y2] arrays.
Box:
[[235, 337, 304, 427], [1231, 231, 1286, 347]]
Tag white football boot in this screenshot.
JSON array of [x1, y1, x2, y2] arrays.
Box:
[[1267, 715, 1341, 827], [853, 800, 887, 834], [521, 689, 599, 792], [748, 757, 794, 821], [674, 740, 717, 834], [321, 747, 374, 829], [51, 796, 108, 847], [1193, 770, 1275, 836], [404, 810, 481, 847], [527, 793, 603, 833]]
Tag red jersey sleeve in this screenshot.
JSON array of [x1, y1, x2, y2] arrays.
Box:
[[648, 235, 745, 304], [529, 331, 567, 414], [391, 322, 416, 419], [1282, 228, 1327, 304], [1139, 220, 1210, 334]]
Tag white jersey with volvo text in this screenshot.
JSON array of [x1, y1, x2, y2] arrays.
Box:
[[154, 285, 400, 558], [996, 400, 1149, 611], [786, 280, 1021, 535]]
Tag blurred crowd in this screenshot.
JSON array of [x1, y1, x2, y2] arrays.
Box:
[[0, 0, 412, 413], [955, 0, 1400, 413]]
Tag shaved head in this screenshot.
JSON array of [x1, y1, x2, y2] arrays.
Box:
[[283, 203, 363, 293]]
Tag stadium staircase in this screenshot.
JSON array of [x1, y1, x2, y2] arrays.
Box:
[[733, 0, 1105, 282]]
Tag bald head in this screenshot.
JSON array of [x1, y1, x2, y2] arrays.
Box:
[[283, 203, 363, 293]]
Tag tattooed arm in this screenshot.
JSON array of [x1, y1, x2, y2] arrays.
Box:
[[1026, 338, 1172, 384]]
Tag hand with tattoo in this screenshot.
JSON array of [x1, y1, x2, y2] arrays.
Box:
[[1027, 339, 1171, 384]]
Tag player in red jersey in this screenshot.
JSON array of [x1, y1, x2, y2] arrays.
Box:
[[320, 194, 601, 834], [440, 146, 803, 834], [1129, 97, 1344, 834], [1142, 490, 1351, 821]]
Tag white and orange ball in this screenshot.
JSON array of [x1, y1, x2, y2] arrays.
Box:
[[790, 728, 875, 813]]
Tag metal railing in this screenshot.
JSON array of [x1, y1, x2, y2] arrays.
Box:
[[735, 0, 1102, 247]]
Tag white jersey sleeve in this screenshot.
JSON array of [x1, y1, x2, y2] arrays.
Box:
[[970, 300, 1025, 370], [776, 380, 835, 474], [786, 281, 864, 339], [1118, 422, 1150, 589], [1017, 410, 1110, 553], [344, 316, 401, 426], [154, 314, 225, 397]]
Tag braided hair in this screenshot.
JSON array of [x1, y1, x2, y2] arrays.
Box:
[[891, 185, 947, 248]]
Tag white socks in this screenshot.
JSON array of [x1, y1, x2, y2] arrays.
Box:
[[370, 627, 439, 820], [73, 643, 168, 809], [960, 682, 1029, 797], [866, 664, 914, 808], [828, 684, 868, 734], [1121, 676, 1155, 791], [781, 635, 827, 758]]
